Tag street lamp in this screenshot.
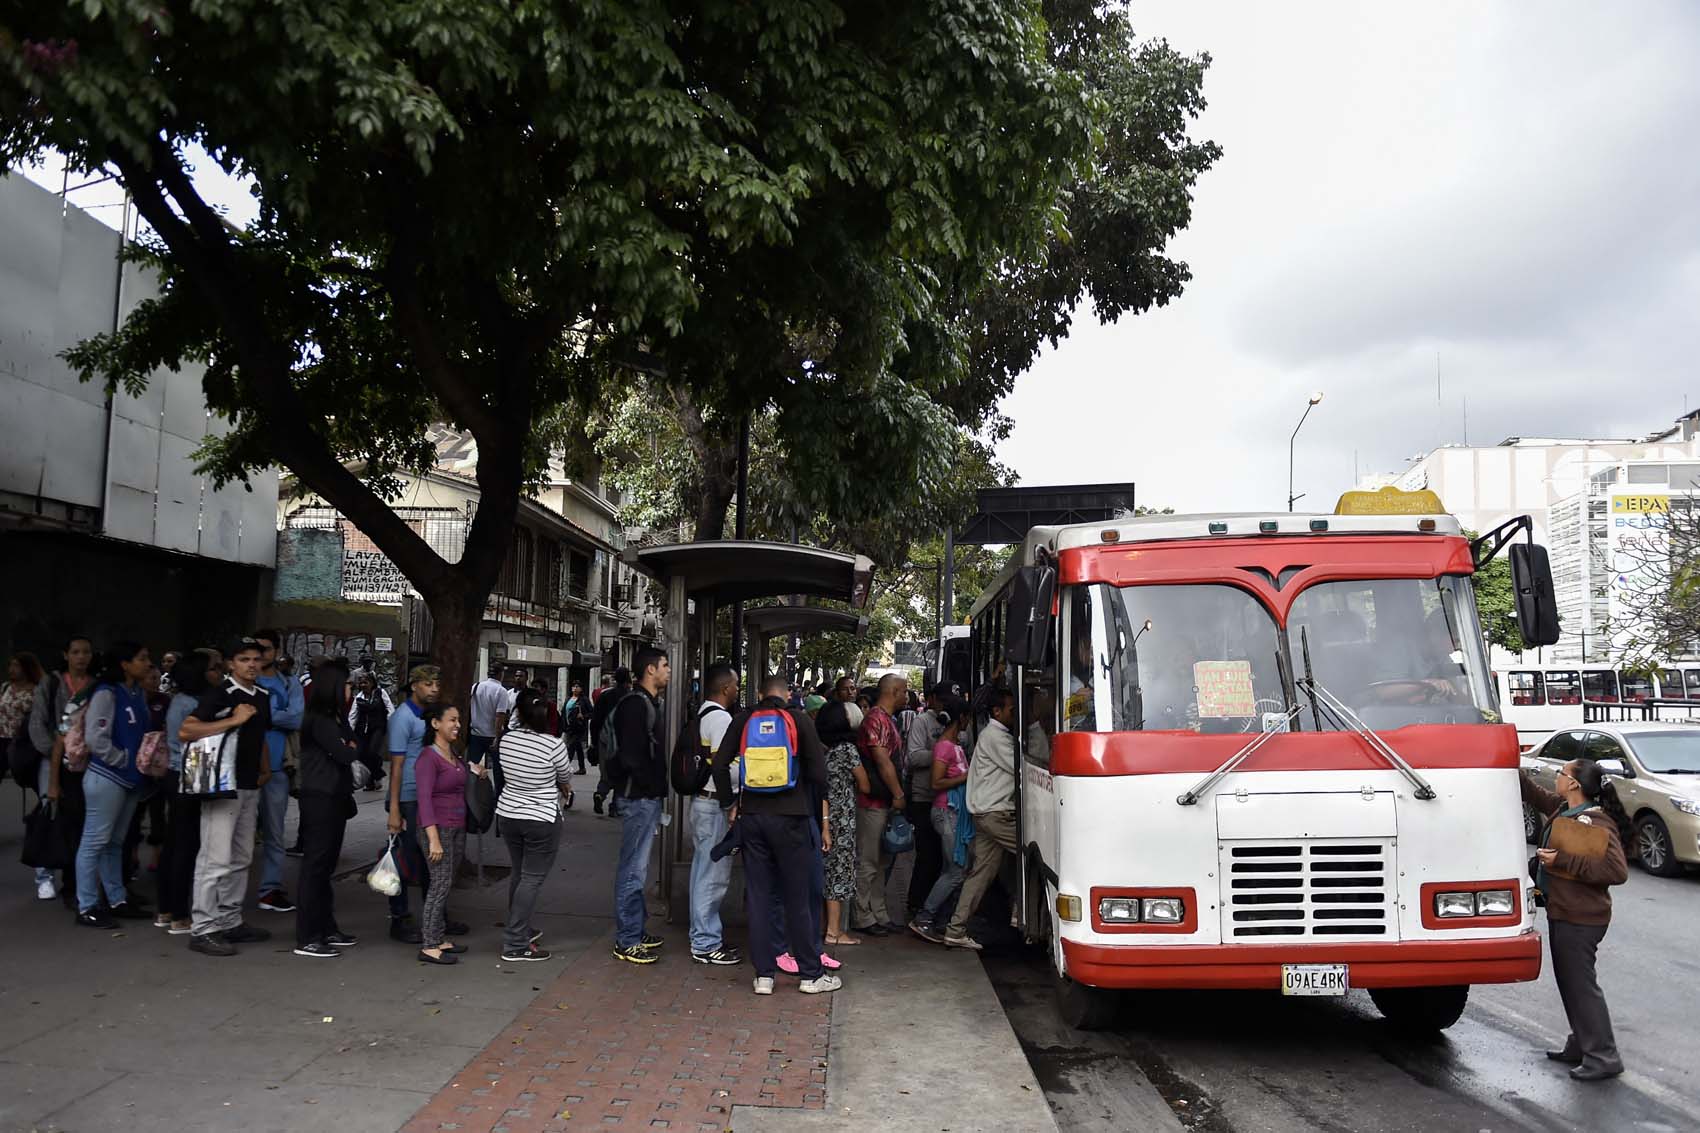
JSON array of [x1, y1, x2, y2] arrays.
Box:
[[1287, 391, 1325, 512]]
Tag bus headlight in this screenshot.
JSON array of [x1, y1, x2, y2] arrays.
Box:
[[1098, 897, 1140, 923], [1474, 889, 1515, 917], [1434, 891, 1478, 919], [1140, 897, 1186, 924]]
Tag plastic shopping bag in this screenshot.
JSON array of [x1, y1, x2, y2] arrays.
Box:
[[367, 834, 403, 897]]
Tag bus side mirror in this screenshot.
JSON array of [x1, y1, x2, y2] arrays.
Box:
[[1006, 564, 1056, 668], [1510, 543, 1561, 647]]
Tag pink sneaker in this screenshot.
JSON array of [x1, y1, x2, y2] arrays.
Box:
[[820, 952, 842, 971], [776, 952, 799, 974]]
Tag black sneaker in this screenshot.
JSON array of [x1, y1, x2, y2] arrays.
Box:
[[76, 910, 117, 929], [325, 931, 359, 947], [257, 890, 296, 912], [691, 947, 743, 966], [227, 922, 272, 944], [592, 795, 604, 815], [293, 942, 340, 958], [444, 919, 470, 937], [285, 844, 305, 859], [501, 945, 552, 963], [109, 901, 153, 920], [190, 932, 237, 957], [389, 918, 422, 944], [612, 943, 657, 965], [636, 933, 663, 951]]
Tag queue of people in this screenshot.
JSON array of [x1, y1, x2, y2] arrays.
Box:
[[7, 632, 1636, 1077]]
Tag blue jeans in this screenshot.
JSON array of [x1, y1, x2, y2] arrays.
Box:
[[918, 806, 965, 928], [689, 797, 734, 953], [614, 797, 662, 948], [78, 772, 142, 913], [257, 768, 289, 893], [387, 800, 427, 919]]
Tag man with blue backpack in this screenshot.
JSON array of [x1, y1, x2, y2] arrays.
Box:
[[711, 673, 839, 996]]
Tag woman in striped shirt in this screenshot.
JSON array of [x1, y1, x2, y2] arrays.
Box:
[[494, 687, 574, 963]]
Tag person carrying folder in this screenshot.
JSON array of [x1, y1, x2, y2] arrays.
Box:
[[1521, 758, 1631, 1082]]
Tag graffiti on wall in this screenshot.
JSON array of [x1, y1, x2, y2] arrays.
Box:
[[282, 629, 401, 694]]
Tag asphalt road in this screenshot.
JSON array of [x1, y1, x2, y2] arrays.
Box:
[[985, 868, 1700, 1133]]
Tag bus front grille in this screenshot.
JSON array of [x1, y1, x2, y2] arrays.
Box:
[[1219, 839, 1395, 941]]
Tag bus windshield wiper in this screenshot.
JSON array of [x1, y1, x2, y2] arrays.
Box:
[[1176, 705, 1301, 806], [1297, 676, 1438, 801]]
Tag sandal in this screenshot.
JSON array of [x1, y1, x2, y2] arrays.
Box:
[[826, 933, 862, 946]]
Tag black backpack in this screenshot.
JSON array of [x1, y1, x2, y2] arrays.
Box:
[[672, 703, 728, 796]]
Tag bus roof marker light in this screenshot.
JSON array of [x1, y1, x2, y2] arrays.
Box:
[[1259, 520, 1279, 534], [1100, 529, 1121, 544], [1309, 519, 1328, 532], [1418, 519, 1437, 532], [1208, 522, 1228, 534]]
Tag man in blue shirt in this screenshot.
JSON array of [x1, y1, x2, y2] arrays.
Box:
[[385, 664, 440, 943], [252, 629, 304, 914]]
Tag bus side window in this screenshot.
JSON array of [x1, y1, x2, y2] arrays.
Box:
[[1582, 670, 1619, 703], [1508, 671, 1544, 707], [1545, 671, 1581, 706]]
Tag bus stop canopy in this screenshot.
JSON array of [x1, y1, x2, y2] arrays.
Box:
[[622, 540, 873, 608], [742, 605, 869, 639]]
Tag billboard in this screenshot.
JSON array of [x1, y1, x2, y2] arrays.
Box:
[[1606, 491, 1671, 652]]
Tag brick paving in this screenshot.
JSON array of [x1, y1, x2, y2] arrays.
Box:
[[401, 934, 831, 1133]]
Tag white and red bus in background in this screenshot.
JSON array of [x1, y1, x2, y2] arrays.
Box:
[[965, 488, 1561, 1031], [1496, 665, 1700, 748]]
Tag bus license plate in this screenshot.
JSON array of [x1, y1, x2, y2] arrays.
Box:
[[1281, 964, 1348, 997]]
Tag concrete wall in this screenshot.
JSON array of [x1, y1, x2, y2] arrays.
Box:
[[0, 173, 277, 566]]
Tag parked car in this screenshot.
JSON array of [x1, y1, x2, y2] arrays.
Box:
[[1521, 723, 1700, 876]]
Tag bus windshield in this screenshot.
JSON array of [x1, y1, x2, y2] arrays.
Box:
[[1063, 575, 1497, 733], [1287, 577, 1495, 730], [1068, 583, 1287, 733]]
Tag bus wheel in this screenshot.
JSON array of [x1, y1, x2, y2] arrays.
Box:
[[1368, 985, 1469, 1033], [1054, 969, 1119, 1031]]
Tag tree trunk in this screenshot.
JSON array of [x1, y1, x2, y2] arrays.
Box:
[[674, 387, 738, 540], [422, 590, 483, 724]]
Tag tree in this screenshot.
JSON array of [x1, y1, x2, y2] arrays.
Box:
[[2, 1, 1105, 699], [587, 3, 1219, 546]]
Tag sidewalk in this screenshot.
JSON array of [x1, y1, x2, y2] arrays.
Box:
[[0, 774, 617, 1133], [0, 778, 1056, 1133]]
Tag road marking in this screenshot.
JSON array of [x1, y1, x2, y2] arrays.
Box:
[[1470, 998, 1700, 1125]]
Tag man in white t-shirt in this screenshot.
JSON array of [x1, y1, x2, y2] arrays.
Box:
[[687, 664, 743, 966], [468, 663, 515, 764]]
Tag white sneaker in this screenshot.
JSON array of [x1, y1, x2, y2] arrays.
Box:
[[799, 973, 842, 995], [753, 976, 775, 996], [35, 877, 57, 901]]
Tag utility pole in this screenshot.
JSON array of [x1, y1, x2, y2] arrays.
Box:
[[728, 414, 750, 698]]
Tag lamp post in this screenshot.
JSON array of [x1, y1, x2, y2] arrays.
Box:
[[1287, 391, 1325, 512]]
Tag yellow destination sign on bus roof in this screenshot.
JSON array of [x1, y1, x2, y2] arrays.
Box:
[[1334, 486, 1447, 516]]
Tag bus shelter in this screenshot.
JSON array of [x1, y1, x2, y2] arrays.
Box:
[[741, 604, 870, 697], [621, 541, 873, 919]]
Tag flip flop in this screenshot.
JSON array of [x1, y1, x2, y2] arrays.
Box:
[[826, 934, 862, 946]]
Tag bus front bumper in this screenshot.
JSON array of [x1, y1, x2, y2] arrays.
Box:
[[1060, 932, 1542, 991]]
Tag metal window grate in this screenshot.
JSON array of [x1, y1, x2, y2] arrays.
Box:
[[1219, 839, 1395, 940]]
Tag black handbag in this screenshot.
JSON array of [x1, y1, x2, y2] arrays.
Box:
[[464, 742, 496, 835], [22, 799, 69, 871]]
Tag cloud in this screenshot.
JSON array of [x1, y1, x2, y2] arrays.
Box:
[[1002, 1, 1700, 515]]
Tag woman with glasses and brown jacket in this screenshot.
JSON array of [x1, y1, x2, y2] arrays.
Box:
[[1521, 759, 1631, 1082]]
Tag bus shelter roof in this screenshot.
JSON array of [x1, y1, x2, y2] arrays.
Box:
[[622, 541, 874, 608], [743, 605, 869, 639]]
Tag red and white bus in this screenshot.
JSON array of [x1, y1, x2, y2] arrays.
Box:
[[965, 489, 1558, 1031], [1496, 664, 1700, 747]]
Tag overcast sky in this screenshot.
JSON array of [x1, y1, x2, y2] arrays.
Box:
[[1001, 1, 1700, 514]]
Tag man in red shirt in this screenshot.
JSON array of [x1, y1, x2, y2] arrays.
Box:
[[852, 674, 909, 934]]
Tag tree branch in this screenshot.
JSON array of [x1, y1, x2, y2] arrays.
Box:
[[111, 153, 456, 598]]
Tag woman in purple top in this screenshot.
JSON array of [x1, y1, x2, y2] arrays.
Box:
[[415, 704, 471, 965]]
